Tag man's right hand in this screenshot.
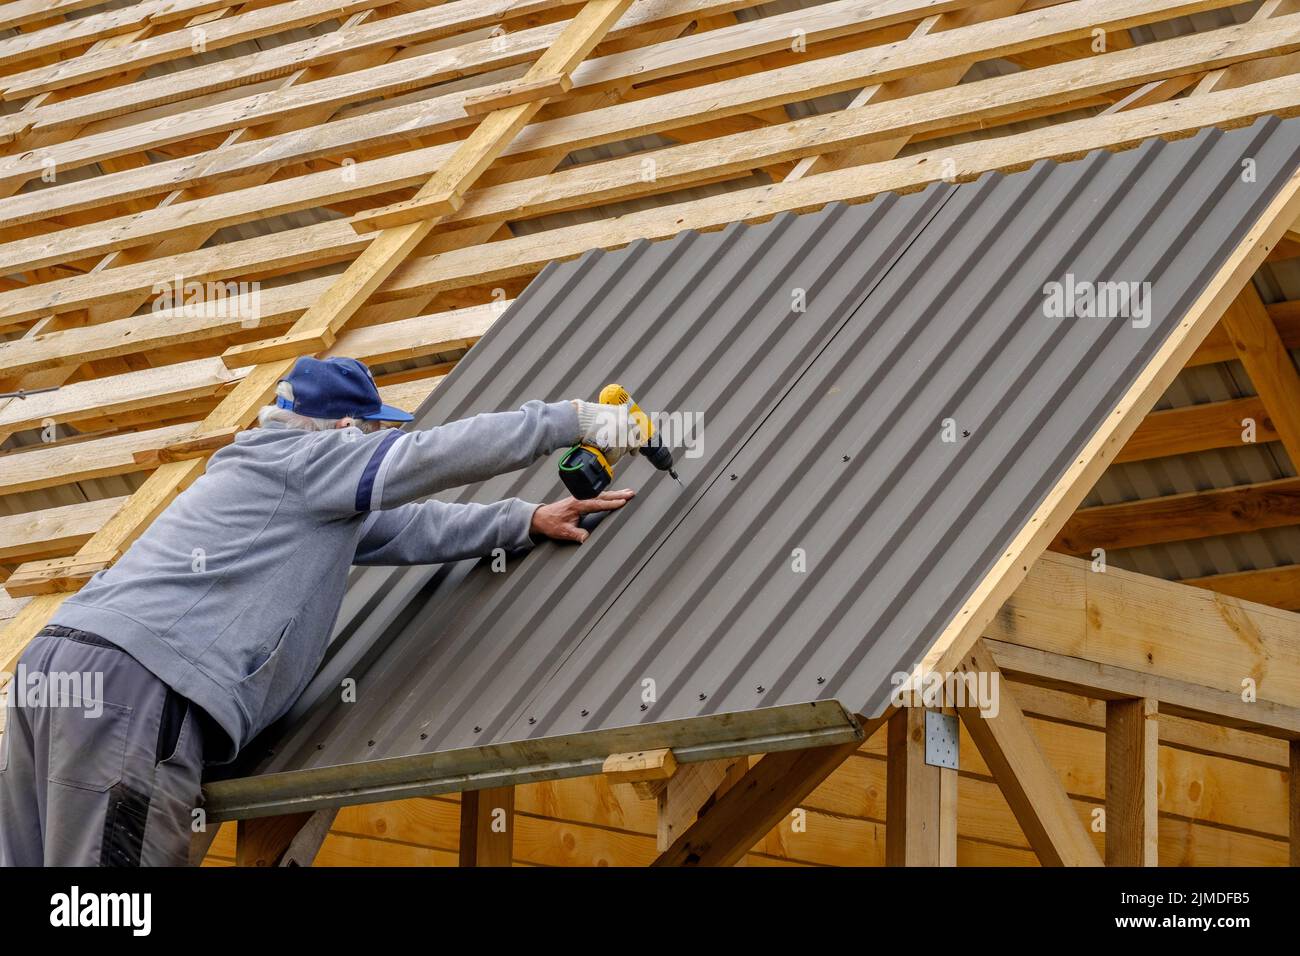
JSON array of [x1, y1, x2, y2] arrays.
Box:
[[572, 400, 644, 466]]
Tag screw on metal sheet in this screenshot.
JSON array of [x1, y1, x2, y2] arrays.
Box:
[[367, 739, 375, 747], [474, 726, 482, 733], [842, 455, 849, 462], [962, 429, 970, 438], [640, 703, 648, 711], [730, 474, 738, 481], [698, 693, 707, 701], [419, 732, 428, 740], [816, 676, 825, 684], [316, 743, 324, 750], [528, 717, 536, 725], [580, 709, 589, 717], [756, 685, 765, 694]]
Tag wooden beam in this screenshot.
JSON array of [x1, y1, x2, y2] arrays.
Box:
[[347, 0, 635, 235], [653, 715, 878, 866], [463, 74, 574, 117], [0, 0, 234, 70], [986, 639, 1300, 739], [1190, 301, 1300, 366], [1183, 563, 1300, 612], [603, 748, 678, 799], [1, 0, 407, 101], [1054, 477, 1300, 554], [1105, 698, 1159, 866], [955, 642, 1103, 866], [0, 497, 127, 565], [655, 758, 735, 852], [459, 786, 516, 867], [12, 0, 752, 143], [1010, 679, 1291, 769], [221, 0, 636, 367], [14, 14, 1298, 293], [784, 0, 1028, 181], [1117, 396, 1272, 463], [0, 0, 105, 33], [130, 425, 240, 467], [1219, 282, 1300, 463], [11, 64, 1300, 335], [3, 550, 118, 598], [1192, 0, 1300, 96], [0, 2, 406, 451], [1, 0, 1278, 221], [996, 551, 1300, 717]]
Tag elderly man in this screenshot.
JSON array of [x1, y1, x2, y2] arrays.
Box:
[[0, 356, 637, 867]]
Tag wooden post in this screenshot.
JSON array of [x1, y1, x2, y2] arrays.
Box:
[[459, 786, 515, 867], [1290, 740, 1300, 867], [1105, 697, 1159, 866], [886, 708, 954, 866]]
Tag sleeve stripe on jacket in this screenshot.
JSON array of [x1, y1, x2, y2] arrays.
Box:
[[354, 430, 403, 511]]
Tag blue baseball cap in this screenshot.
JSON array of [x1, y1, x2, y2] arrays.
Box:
[[276, 356, 414, 423]]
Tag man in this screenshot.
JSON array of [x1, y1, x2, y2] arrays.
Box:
[[0, 356, 639, 866]]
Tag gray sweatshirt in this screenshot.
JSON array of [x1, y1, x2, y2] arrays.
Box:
[[52, 400, 580, 762]]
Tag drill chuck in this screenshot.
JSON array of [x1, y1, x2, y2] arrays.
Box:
[[642, 434, 678, 479]]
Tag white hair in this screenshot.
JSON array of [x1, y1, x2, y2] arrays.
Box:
[[257, 381, 383, 433]]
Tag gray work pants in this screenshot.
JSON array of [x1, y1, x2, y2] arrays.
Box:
[[0, 626, 209, 866]]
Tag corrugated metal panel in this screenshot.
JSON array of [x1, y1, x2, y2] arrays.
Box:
[[212, 117, 1300, 810]]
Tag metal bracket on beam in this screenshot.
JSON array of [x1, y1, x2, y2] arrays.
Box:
[[924, 710, 959, 770]]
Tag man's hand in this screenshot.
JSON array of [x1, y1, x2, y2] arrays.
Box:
[[530, 488, 635, 544], [571, 401, 645, 467]]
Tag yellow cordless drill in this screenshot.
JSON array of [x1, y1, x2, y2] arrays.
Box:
[[558, 384, 681, 499]]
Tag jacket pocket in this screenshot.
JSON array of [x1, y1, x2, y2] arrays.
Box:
[[234, 617, 295, 727], [48, 699, 132, 792]]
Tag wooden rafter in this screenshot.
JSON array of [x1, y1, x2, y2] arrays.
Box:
[[1116, 396, 1273, 463], [1183, 564, 1300, 611], [1054, 477, 1300, 555]]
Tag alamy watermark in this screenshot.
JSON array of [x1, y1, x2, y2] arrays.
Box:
[[0, 664, 106, 718], [1042, 273, 1153, 329], [889, 668, 1000, 717], [592, 408, 705, 460]]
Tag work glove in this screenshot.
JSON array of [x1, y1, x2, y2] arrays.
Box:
[[572, 400, 645, 467]]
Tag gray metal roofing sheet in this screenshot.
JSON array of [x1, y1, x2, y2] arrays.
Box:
[[215, 116, 1300, 808]]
